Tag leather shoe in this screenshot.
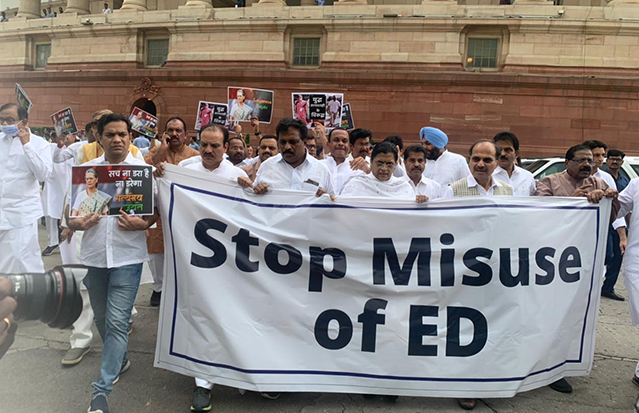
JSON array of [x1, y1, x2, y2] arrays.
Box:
[[457, 398, 476, 410], [602, 291, 625, 301], [549, 378, 572, 393], [632, 375, 639, 387]]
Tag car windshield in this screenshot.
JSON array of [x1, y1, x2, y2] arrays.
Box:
[[525, 160, 549, 174], [631, 164, 639, 176]]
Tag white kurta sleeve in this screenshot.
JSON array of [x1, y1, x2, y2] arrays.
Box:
[[54, 142, 81, 163], [617, 180, 636, 220], [22, 137, 52, 183], [440, 186, 454, 199]]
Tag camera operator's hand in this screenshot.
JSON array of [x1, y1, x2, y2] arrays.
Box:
[[67, 213, 101, 231], [0, 278, 17, 346]]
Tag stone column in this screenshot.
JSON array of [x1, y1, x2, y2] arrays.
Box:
[[300, 0, 315, 5], [334, 0, 367, 5], [255, 0, 287, 5], [120, 0, 147, 10], [17, 0, 41, 19], [513, 0, 554, 3], [182, 0, 213, 6], [65, 0, 91, 14], [608, 0, 639, 5]]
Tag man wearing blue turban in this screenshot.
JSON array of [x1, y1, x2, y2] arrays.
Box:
[[419, 126, 470, 186]]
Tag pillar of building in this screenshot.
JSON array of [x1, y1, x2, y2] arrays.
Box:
[[120, 0, 147, 10], [334, 0, 368, 5], [421, 0, 456, 3], [16, 0, 41, 19], [182, 0, 213, 7], [255, 0, 287, 5], [64, 0, 91, 14], [608, 0, 639, 5], [513, 0, 554, 4], [300, 0, 316, 5]]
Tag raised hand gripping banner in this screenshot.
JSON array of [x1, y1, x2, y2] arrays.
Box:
[[155, 164, 609, 398]]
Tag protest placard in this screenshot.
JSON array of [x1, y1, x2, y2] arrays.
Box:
[[292, 92, 344, 130], [70, 165, 154, 217], [51, 107, 78, 137], [341, 103, 354, 130], [129, 107, 158, 138], [15, 84, 33, 113], [195, 101, 228, 130], [155, 165, 608, 398], [228, 87, 273, 123]]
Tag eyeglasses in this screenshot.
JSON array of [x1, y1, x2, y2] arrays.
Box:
[[0, 117, 17, 124], [607, 158, 624, 164], [570, 158, 595, 166]]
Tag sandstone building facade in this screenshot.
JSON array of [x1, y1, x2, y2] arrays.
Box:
[[1, 0, 639, 156]]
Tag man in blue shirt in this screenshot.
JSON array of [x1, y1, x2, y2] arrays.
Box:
[[132, 133, 150, 149]]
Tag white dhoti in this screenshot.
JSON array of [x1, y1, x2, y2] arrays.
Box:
[[62, 232, 95, 349], [45, 216, 59, 247], [195, 378, 214, 390], [149, 253, 164, 293], [0, 221, 45, 273]]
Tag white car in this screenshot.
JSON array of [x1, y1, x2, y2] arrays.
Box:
[[525, 157, 639, 181]]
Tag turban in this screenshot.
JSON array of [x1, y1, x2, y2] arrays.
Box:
[[419, 127, 448, 149]]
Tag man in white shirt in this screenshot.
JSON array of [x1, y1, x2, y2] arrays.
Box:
[[0, 103, 52, 273], [321, 128, 366, 195], [102, 2, 112, 13], [252, 118, 333, 196], [585, 139, 627, 301], [177, 124, 251, 413], [491, 132, 536, 197], [420, 126, 471, 186], [441, 140, 513, 199], [441, 140, 512, 411], [403, 145, 441, 200], [347, 128, 372, 173], [42, 134, 73, 257], [341, 142, 426, 203], [615, 180, 639, 386], [67, 113, 158, 413]]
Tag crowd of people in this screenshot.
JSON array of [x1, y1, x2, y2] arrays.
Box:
[[0, 101, 637, 413]]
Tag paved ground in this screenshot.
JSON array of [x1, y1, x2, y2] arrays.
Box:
[[1, 227, 639, 412]]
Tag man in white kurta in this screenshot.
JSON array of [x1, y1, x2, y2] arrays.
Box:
[[615, 179, 639, 384], [0, 103, 52, 273], [341, 142, 425, 204], [42, 137, 73, 256], [420, 126, 470, 186], [177, 124, 252, 413]]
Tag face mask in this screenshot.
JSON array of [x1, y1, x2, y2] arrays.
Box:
[[1, 124, 19, 137]]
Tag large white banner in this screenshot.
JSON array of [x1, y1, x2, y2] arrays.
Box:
[[155, 164, 610, 398]]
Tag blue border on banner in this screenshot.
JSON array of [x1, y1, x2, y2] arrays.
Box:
[[167, 182, 601, 383]]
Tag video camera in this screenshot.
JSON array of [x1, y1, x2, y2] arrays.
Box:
[[0, 266, 85, 359]]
